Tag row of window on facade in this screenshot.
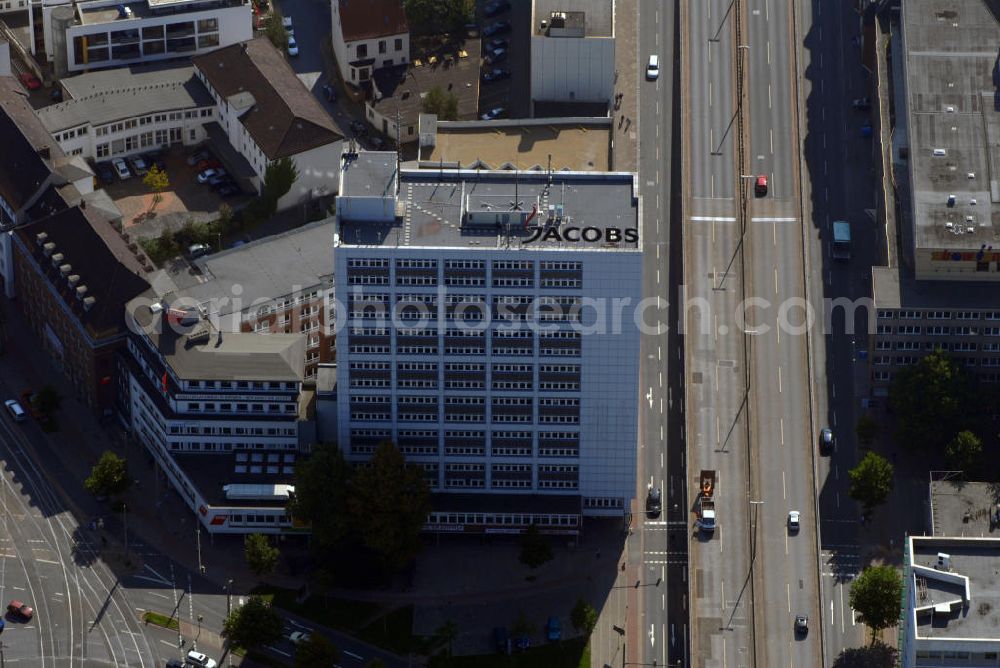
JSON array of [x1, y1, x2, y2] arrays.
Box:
[[875, 340, 1000, 352], [94, 108, 213, 138], [167, 423, 297, 435], [74, 35, 221, 64], [96, 127, 184, 158], [354, 37, 405, 59], [351, 378, 580, 390], [876, 325, 1000, 336], [349, 259, 582, 271], [353, 442, 581, 457], [875, 371, 1000, 383], [877, 310, 1000, 321], [350, 275, 583, 288], [426, 512, 580, 527]]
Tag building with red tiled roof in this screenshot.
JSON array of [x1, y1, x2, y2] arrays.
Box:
[[330, 0, 409, 86]]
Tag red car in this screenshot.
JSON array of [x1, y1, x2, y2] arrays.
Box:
[[196, 159, 222, 172], [19, 72, 41, 91], [754, 174, 768, 197], [7, 600, 33, 620]]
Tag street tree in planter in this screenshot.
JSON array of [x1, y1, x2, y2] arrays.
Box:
[[244, 533, 280, 577], [945, 430, 983, 472], [294, 633, 339, 668], [288, 443, 352, 551], [84, 451, 131, 499], [570, 598, 598, 636], [222, 595, 283, 650], [890, 350, 978, 451], [347, 441, 431, 574], [848, 451, 894, 517], [519, 523, 553, 569], [849, 565, 903, 645]]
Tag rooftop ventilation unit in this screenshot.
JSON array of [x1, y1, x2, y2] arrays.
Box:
[[43, 242, 56, 256], [67, 274, 80, 287], [83, 296, 96, 311], [76, 285, 88, 300], [936, 553, 951, 571], [35, 232, 48, 246], [50, 253, 64, 267], [59, 264, 71, 276]]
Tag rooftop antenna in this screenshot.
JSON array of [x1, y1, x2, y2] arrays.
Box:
[[510, 157, 523, 211]]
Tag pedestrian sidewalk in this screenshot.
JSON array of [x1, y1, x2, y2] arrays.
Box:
[[611, 0, 639, 174]]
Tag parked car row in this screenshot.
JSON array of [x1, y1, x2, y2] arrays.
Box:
[[95, 150, 166, 184], [189, 148, 241, 197]]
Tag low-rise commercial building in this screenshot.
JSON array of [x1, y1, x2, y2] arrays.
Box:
[[173, 218, 338, 381], [530, 0, 615, 109], [870, 0, 1000, 393], [40, 0, 252, 75], [123, 293, 311, 534], [38, 65, 215, 161], [899, 477, 1000, 667]]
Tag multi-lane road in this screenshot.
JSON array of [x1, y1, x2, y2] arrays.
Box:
[[677, 0, 882, 665], [0, 408, 159, 667]]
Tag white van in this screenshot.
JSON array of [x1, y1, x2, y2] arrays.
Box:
[[646, 54, 659, 80], [4, 399, 26, 422]]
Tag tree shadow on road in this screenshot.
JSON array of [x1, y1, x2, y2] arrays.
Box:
[[70, 524, 99, 568], [831, 641, 897, 668]]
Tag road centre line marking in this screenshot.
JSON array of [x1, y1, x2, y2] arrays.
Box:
[[691, 216, 736, 222]]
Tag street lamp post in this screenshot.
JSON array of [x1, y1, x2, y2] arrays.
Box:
[[196, 525, 205, 575]]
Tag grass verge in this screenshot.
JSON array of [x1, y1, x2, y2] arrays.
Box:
[[142, 611, 179, 631]]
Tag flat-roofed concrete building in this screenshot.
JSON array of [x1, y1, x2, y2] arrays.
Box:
[[122, 292, 311, 534], [530, 0, 614, 110], [869, 0, 1000, 394], [416, 114, 612, 172], [331, 151, 642, 534], [899, 477, 1000, 667], [39, 0, 251, 74]]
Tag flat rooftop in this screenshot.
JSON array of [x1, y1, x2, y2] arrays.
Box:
[[420, 118, 611, 172], [173, 452, 297, 507], [872, 262, 1000, 309], [128, 297, 305, 381], [910, 536, 1000, 639], [532, 0, 613, 37], [902, 0, 1000, 250], [929, 478, 1000, 537], [182, 219, 336, 325], [76, 0, 241, 24], [337, 167, 640, 251]]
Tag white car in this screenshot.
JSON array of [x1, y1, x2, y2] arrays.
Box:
[[111, 157, 131, 180], [288, 630, 311, 644], [185, 650, 217, 668], [282, 15, 292, 33], [287, 36, 299, 56], [4, 399, 26, 422], [646, 54, 659, 80], [787, 510, 800, 532]]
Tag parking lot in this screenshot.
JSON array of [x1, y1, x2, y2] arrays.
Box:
[[94, 146, 249, 240], [477, 0, 531, 119]]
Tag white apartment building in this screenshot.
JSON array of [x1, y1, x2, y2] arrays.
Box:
[[332, 152, 642, 534], [40, 0, 251, 74], [330, 0, 408, 86], [530, 0, 615, 106], [38, 66, 215, 160], [193, 38, 343, 210], [123, 293, 310, 534]]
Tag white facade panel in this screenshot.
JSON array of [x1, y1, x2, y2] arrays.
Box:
[[530, 35, 614, 103]]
